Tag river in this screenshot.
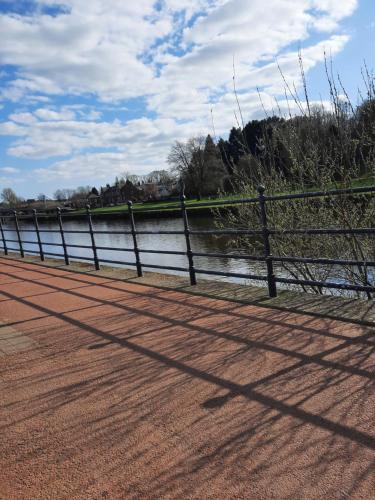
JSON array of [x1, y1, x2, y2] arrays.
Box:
[[2, 213, 373, 296], [2, 214, 268, 285]]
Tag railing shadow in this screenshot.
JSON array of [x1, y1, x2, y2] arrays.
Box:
[[2, 253, 375, 328], [0, 257, 375, 498]]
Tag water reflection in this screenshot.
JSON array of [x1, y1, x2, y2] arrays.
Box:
[[3, 215, 267, 285], [2, 214, 372, 297]]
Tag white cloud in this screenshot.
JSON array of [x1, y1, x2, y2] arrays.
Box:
[[34, 108, 76, 121], [8, 112, 37, 125], [0, 1, 170, 101], [0, 166, 20, 174], [10, 116, 194, 154], [311, 0, 358, 30], [0, 0, 359, 194], [0, 0, 357, 102], [33, 152, 141, 183], [235, 35, 349, 95]]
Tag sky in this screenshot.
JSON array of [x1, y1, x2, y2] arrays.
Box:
[[0, 0, 374, 198]]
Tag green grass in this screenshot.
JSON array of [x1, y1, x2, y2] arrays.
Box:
[[78, 176, 375, 215], [83, 193, 247, 214], [346, 173, 375, 189]]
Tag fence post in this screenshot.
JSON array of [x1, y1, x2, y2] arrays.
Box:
[[57, 207, 69, 265], [127, 201, 143, 277], [33, 210, 45, 261], [86, 204, 100, 271], [258, 185, 277, 297], [180, 194, 197, 285], [13, 210, 24, 258], [0, 216, 8, 256]]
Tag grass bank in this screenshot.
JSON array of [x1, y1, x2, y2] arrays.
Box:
[[76, 175, 375, 217]]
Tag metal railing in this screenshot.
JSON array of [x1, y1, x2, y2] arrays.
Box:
[[0, 185, 374, 298]]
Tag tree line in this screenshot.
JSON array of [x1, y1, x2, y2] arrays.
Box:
[[214, 64, 375, 298], [167, 99, 374, 200]]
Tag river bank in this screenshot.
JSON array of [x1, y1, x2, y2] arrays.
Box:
[[68, 204, 215, 221]]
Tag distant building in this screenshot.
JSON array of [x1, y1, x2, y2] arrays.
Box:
[[139, 182, 173, 201], [87, 190, 102, 208], [100, 184, 122, 206], [95, 179, 176, 207], [120, 180, 142, 202]]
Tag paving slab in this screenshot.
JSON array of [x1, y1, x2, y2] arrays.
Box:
[[0, 323, 39, 355]]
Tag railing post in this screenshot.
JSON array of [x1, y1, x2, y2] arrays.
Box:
[[57, 207, 69, 265], [13, 210, 24, 258], [33, 209, 44, 261], [258, 185, 277, 297], [86, 204, 100, 270], [0, 216, 8, 255], [180, 194, 197, 285], [127, 201, 143, 277]]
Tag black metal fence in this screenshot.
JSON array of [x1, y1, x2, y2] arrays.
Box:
[[0, 185, 374, 298]]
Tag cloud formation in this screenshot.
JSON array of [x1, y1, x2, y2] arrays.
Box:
[[0, 0, 358, 194]]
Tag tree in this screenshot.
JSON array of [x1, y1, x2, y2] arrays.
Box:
[[146, 170, 176, 187], [227, 127, 246, 165], [70, 186, 91, 202], [54, 188, 75, 201], [122, 172, 143, 185], [167, 135, 226, 199], [1, 188, 21, 207], [168, 137, 204, 199], [69, 186, 92, 208], [202, 134, 228, 194], [54, 189, 64, 201], [141, 182, 158, 201], [121, 179, 142, 201], [216, 62, 375, 298]]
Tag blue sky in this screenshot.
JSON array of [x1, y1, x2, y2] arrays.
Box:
[[0, 0, 374, 198]]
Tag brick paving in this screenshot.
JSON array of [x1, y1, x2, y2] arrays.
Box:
[[0, 256, 374, 499]]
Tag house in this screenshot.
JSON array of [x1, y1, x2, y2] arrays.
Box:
[[87, 191, 102, 208], [100, 184, 122, 206], [157, 184, 173, 199], [99, 181, 143, 206], [97, 179, 175, 207], [120, 180, 142, 202], [139, 182, 174, 201]]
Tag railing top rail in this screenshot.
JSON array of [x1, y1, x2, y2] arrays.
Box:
[[184, 196, 260, 210]]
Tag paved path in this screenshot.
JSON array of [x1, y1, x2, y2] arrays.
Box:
[[0, 257, 374, 499]]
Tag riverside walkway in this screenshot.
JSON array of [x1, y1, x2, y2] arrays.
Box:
[[0, 255, 374, 499]]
